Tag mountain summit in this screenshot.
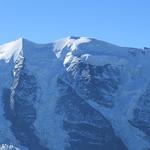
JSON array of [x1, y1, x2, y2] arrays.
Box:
[[0, 37, 150, 150]]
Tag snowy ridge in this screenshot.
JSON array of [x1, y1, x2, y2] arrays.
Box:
[[0, 38, 23, 63], [0, 39, 27, 150], [10, 50, 24, 110], [0, 38, 25, 110], [54, 36, 91, 58]]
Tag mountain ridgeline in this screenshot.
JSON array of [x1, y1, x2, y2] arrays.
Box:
[[0, 37, 150, 150]]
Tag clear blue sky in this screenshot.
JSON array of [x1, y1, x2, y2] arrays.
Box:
[[0, 0, 150, 48]]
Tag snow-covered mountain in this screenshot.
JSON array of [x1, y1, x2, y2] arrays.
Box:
[[0, 36, 150, 150]]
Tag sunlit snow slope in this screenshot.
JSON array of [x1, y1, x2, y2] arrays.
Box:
[[0, 36, 150, 150]]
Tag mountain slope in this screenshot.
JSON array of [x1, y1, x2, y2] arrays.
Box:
[[0, 36, 150, 150]]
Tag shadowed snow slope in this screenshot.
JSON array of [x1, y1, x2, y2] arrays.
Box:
[[0, 36, 150, 150]]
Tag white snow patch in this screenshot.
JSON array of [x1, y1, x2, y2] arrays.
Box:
[[54, 36, 91, 58], [67, 37, 91, 51], [0, 38, 22, 63], [0, 144, 20, 150]]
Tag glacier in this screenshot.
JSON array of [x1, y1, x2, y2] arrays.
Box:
[[0, 36, 150, 150]]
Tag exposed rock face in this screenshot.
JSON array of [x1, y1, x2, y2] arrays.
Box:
[[0, 37, 150, 150]]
